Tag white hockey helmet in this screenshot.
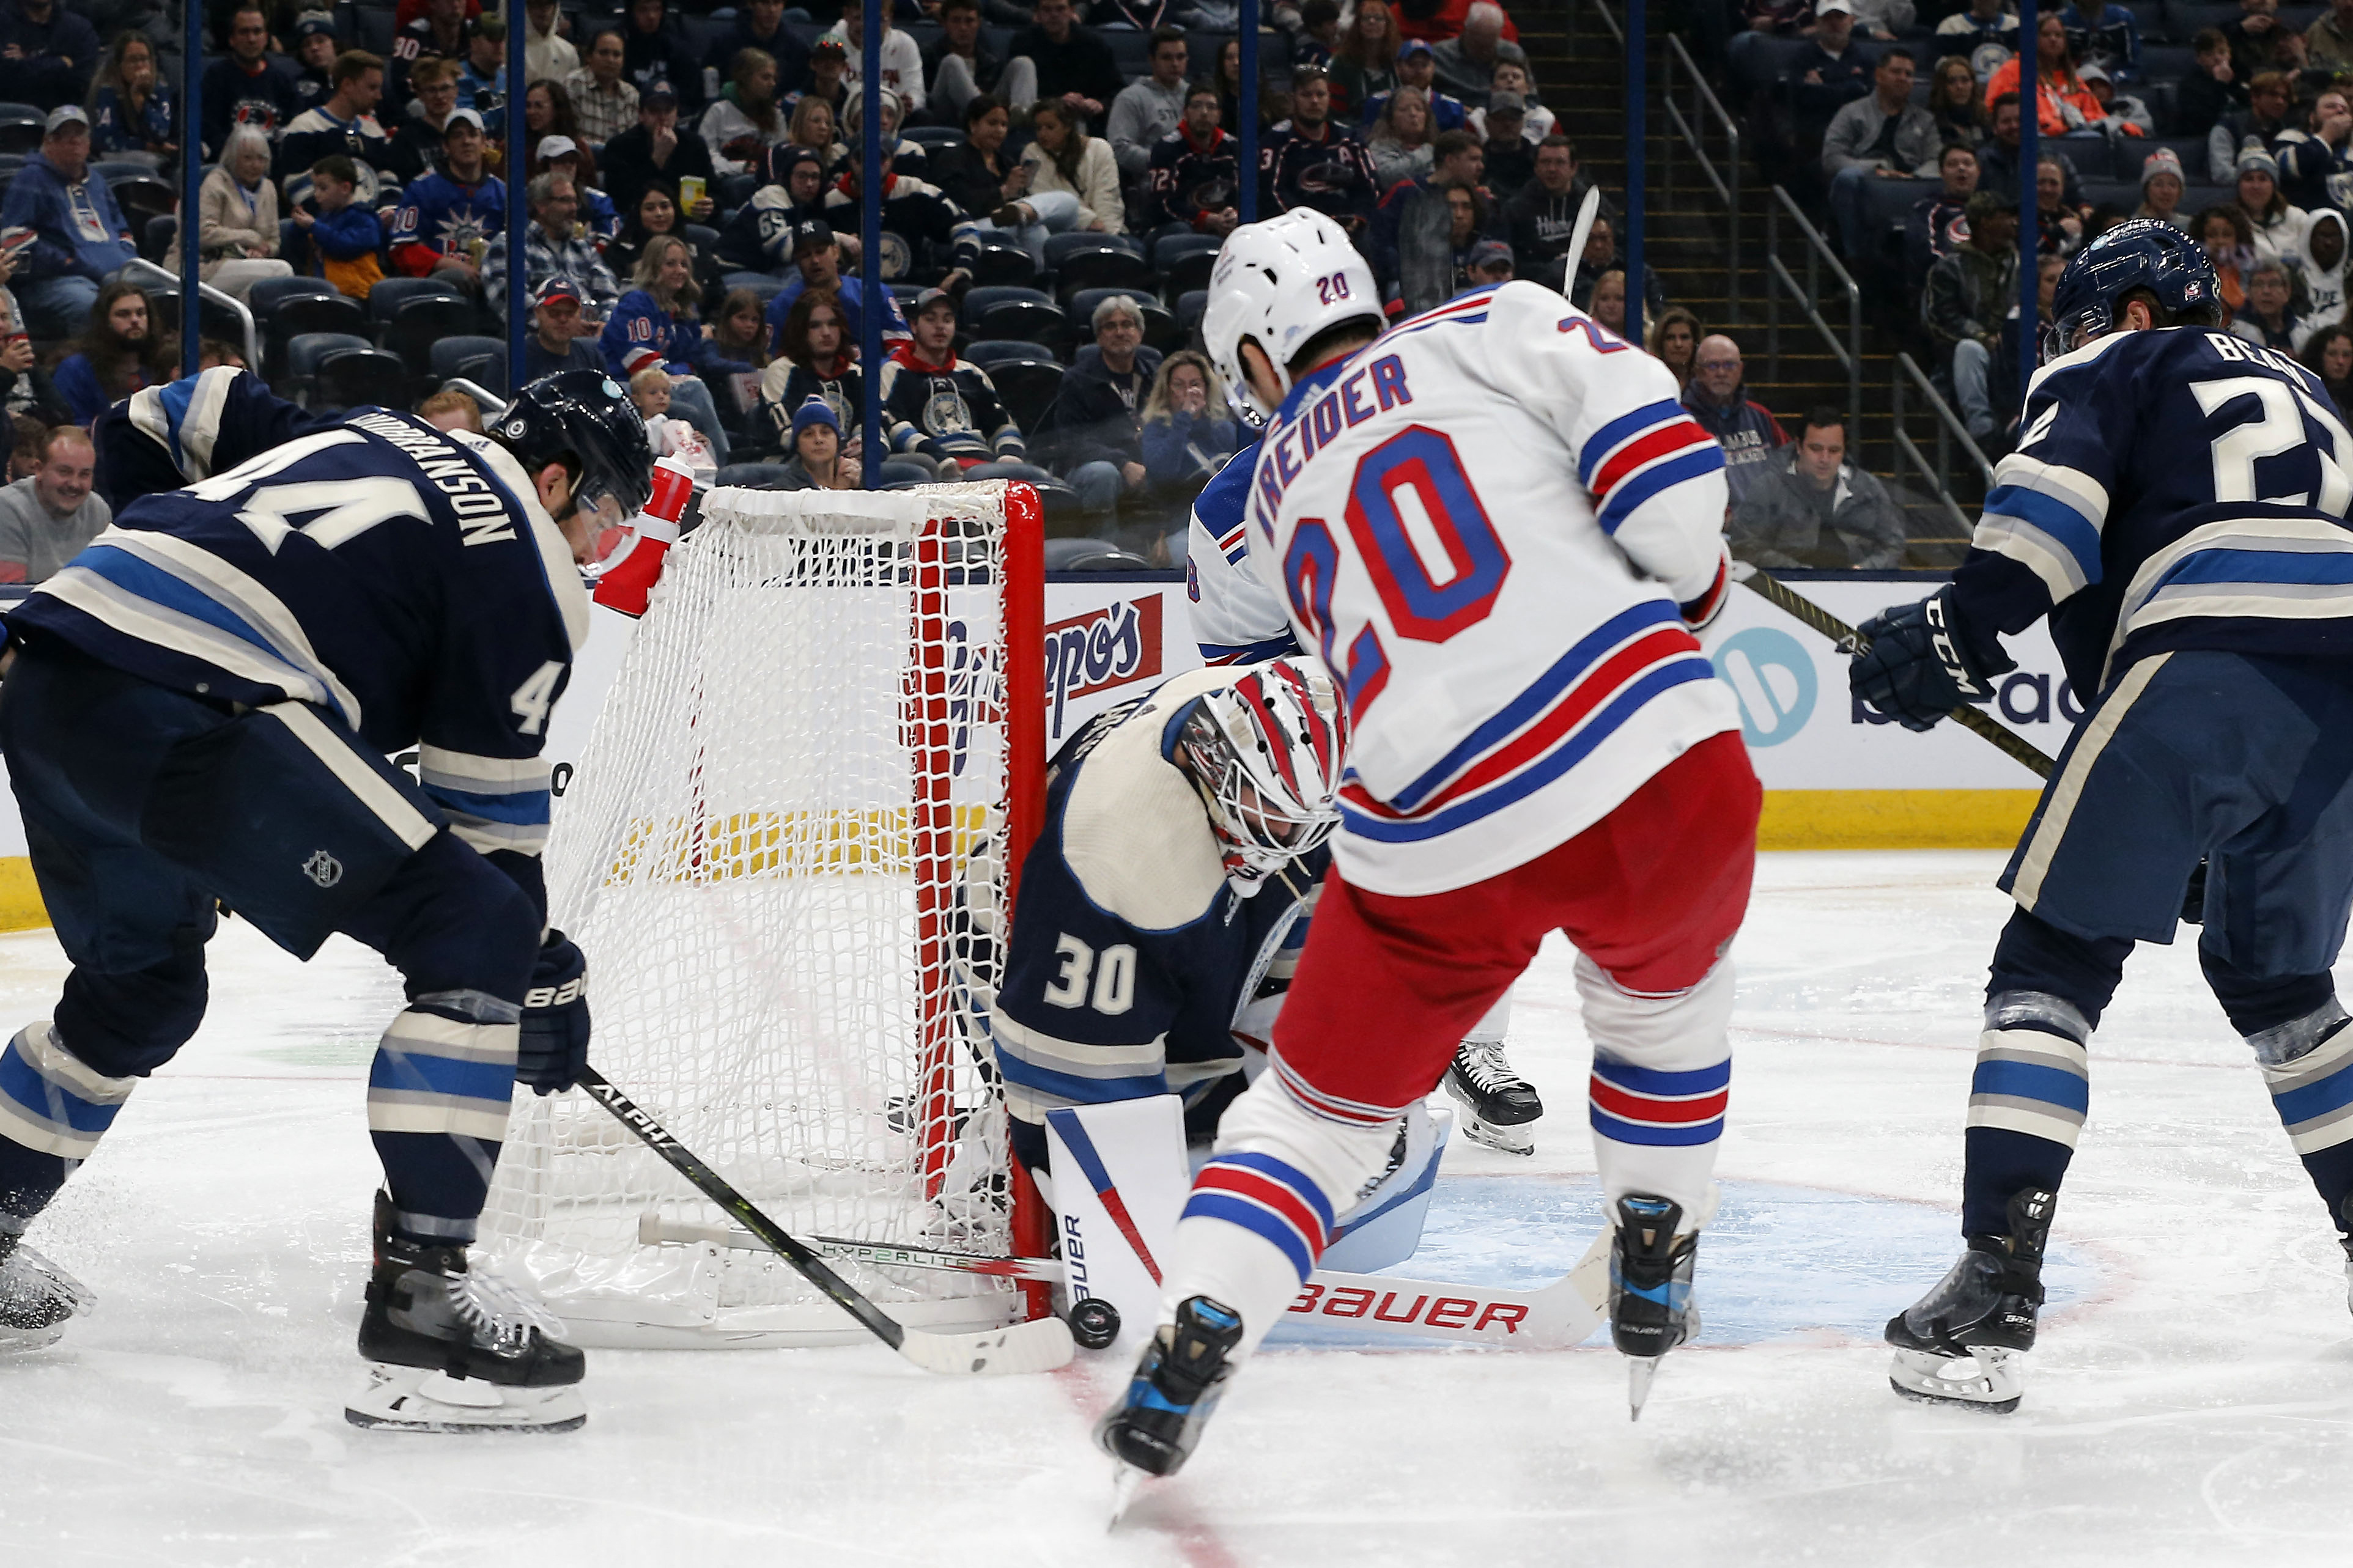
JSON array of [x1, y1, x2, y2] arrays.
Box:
[[1202, 209, 1384, 419], [1174, 658, 1348, 893]]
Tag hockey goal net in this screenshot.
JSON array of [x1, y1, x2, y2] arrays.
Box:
[[481, 482, 1046, 1347]]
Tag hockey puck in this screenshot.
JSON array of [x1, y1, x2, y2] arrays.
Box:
[[1067, 1297, 1121, 1350]]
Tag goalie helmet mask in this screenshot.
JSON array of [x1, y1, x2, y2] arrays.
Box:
[[492, 368, 657, 523], [1173, 659, 1347, 894], [2044, 217, 2220, 364]]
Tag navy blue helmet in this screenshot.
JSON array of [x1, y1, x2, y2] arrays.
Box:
[[2045, 218, 2222, 363], [490, 369, 655, 521]]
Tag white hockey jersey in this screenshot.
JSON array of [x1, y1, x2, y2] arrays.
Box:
[[1184, 435, 1301, 665], [1245, 281, 1739, 896]]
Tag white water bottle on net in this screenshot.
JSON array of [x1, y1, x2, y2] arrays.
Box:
[[482, 482, 1047, 1347]]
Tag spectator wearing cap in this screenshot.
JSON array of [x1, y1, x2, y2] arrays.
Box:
[[2233, 145, 2308, 268], [926, 0, 1017, 125], [1036, 293, 1162, 525], [1358, 40, 1468, 133], [457, 13, 511, 138], [2207, 68, 2292, 185], [1429, 2, 1527, 109], [880, 287, 1054, 484], [1788, 0, 1874, 172], [1476, 94, 1534, 201], [483, 170, 621, 321], [779, 396, 860, 490], [525, 0, 578, 85], [705, 0, 806, 112], [1, 105, 134, 340], [0, 0, 97, 112], [1008, 0, 1127, 130], [604, 232, 744, 463], [1730, 404, 1905, 571], [622, 0, 700, 111], [600, 81, 717, 222], [161, 125, 293, 304], [1905, 141, 1979, 300], [794, 37, 851, 122], [294, 154, 385, 298], [1680, 334, 1788, 510], [1263, 65, 1380, 231], [291, 13, 343, 110], [1822, 48, 1936, 260], [1109, 26, 1188, 179], [2275, 88, 2353, 215], [1150, 84, 1243, 235], [1462, 236, 1512, 289], [282, 50, 405, 216], [824, 0, 928, 114], [390, 0, 470, 116], [761, 217, 914, 356], [1923, 189, 2019, 440], [390, 105, 508, 285], [2133, 145, 2189, 230], [202, 4, 303, 156], [524, 278, 604, 378], [564, 29, 640, 147], [717, 144, 827, 270], [534, 134, 621, 242]]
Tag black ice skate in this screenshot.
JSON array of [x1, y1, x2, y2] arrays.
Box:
[[347, 1194, 586, 1433], [0, 1229, 92, 1353], [1096, 1295, 1246, 1502], [1885, 1188, 2054, 1413], [1444, 1038, 1544, 1155], [1610, 1193, 1699, 1421]]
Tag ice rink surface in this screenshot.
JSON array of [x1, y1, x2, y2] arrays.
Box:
[[8, 850, 2353, 1567]]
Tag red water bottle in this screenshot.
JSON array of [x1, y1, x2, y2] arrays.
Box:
[[592, 456, 696, 618]]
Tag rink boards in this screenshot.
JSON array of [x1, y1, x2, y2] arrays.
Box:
[[0, 569, 2056, 931]]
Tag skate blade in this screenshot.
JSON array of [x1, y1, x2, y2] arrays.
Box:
[[1887, 1346, 2022, 1413], [1626, 1355, 1660, 1421], [1107, 1463, 1145, 1531], [0, 1320, 69, 1355], [1456, 1114, 1535, 1157], [345, 1364, 587, 1433]]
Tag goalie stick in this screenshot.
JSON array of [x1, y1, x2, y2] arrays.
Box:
[[1732, 561, 2056, 779], [578, 1069, 1074, 1374], [641, 1213, 1611, 1349]]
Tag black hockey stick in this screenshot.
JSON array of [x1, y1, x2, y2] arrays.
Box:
[[576, 1067, 1073, 1374], [1732, 563, 2056, 779]]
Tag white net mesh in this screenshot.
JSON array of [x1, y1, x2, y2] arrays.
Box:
[[481, 484, 1023, 1347]]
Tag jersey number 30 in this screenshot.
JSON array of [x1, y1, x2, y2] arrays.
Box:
[[1282, 425, 1511, 721]]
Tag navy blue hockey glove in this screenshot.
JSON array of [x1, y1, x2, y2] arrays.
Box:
[[1849, 587, 2014, 732], [516, 932, 590, 1096]]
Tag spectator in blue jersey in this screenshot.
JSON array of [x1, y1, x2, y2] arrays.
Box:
[[523, 278, 604, 380], [456, 14, 509, 139], [761, 218, 914, 357], [0, 0, 97, 114], [1150, 84, 1243, 237], [390, 107, 506, 290], [51, 282, 166, 426], [2058, 0, 2137, 79], [482, 171, 621, 323], [280, 50, 403, 216], [2, 106, 135, 341], [760, 290, 865, 460], [291, 13, 341, 111], [1681, 333, 1789, 510], [1358, 40, 1467, 132], [880, 289, 1052, 484], [602, 231, 744, 465], [292, 155, 385, 300], [1261, 65, 1380, 235], [87, 33, 173, 168], [201, 5, 302, 158], [2275, 89, 2353, 215]]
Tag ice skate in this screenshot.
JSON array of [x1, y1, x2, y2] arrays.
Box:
[[1610, 1193, 1699, 1420], [1095, 1295, 1246, 1487], [347, 1196, 586, 1433], [1885, 1188, 2053, 1413], [1444, 1038, 1543, 1155], [0, 1231, 92, 1353]]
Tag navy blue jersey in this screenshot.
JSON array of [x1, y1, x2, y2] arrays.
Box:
[[12, 375, 588, 899], [1956, 327, 2353, 695], [992, 668, 1326, 1152]]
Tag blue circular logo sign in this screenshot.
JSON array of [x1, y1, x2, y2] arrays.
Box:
[[1711, 627, 1817, 746]]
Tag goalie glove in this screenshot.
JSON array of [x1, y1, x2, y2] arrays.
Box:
[[1849, 586, 2014, 733], [516, 932, 590, 1095], [1678, 543, 1733, 632]]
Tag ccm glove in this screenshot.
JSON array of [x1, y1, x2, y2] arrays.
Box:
[[1849, 586, 2014, 732], [516, 931, 590, 1095]]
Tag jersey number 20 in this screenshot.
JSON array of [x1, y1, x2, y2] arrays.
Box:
[[1282, 425, 1511, 720]]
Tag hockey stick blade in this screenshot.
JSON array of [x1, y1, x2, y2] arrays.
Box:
[[578, 1069, 1073, 1375], [1282, 1228, 1611, 1349], [1729, 562, 2055, 779], [1564, 186, 1603, 310], [638, 1212, 1064, 1283]]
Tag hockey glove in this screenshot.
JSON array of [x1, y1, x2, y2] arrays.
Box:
[[1679, 543, 1734, 632], [516, 932, 590, 1096], [1849, 586, 2014, 733]]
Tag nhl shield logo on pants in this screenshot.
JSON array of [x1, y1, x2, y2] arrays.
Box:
[[303, 850, 344, 888]]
